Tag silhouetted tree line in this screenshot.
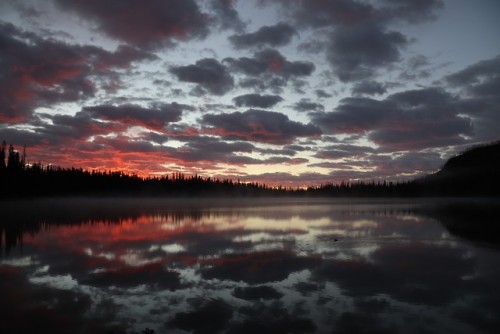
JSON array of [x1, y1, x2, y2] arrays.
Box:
[[1, 141, 499, 198]]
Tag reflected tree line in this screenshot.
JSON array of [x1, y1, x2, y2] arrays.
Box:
[[1, 142, 499, 198]]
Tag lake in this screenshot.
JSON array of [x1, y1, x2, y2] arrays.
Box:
[[1, 198, 499, 334]]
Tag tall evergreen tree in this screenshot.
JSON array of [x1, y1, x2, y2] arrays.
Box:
[[7, 144, 21, 171], [0, 141, 6, 171]]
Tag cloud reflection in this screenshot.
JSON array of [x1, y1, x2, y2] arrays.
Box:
[[1, 198, 499, 333]]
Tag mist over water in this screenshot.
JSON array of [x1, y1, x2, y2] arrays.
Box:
[[1, 198, 499, 333]]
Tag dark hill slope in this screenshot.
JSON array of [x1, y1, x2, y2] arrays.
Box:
[[417, 141, 500, 196]]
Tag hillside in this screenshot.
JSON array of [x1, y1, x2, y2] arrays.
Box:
[[417, 141, 500, 196]]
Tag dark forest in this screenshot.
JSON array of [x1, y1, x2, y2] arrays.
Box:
[[1, 141, 499, 198]]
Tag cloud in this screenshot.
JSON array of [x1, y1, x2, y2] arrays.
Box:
[[258, 0, 443, 83], [202, 109, 322, 144], [233, 94, 283, 108], [0, 266, 125, 334], [312, 97, 393, 134], [228, 302, 316, 333], [85, 261, 183, 289], [230, 22, 297, 49], [327, 23, 407, 82], [53, 0, 209, 48], [352, 80, 387, 95], [380, 0, 444, 23], [167, 299, 233, 334], [445, 54, 500, 142], [209, 0, 245, 32], [170, 58, 234, 95], [315, 89, 333, 99], [169, 136, 255, 164], [232, 286, 283, 301], [294, 99, 325, 112], [260, 0, 375, 28], [224, 49, 315, 78], [315, 144, 375, 160], [312, 87, 472, 150], [83, 103, 184, 131], [312, 242, 474, 306], [445, 55, 500, 96], [0, 22, 155, 123], [200, 250, 321, 284]]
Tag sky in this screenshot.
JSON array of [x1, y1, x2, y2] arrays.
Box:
[[1, 0, 499, 187]]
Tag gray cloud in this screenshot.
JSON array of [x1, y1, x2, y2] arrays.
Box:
[[312, 87, 472, 150], [0, 22, 155, 123], [315, 144, 376, 160], [258, 0, 442, 83], [202, 109, 322, 144], [380, 0, 444, 23], [446, 55, 500, 142], [327, 23, 407, 82], [170, 136, 255, 163], [53, 0, 209, 48], [260, 0, 375, 28], [224, 49, 315, 78], [294, 99, 325, 112], [445, 55, 500, 96], [352, 80, 387, 96], [233, 94, 283, 108], [315, 89, 333, 99], [209, 0, 245, 32], [83, 103, 184, 131], [170, 58, 234, 95], [230, 22, 297, 49]]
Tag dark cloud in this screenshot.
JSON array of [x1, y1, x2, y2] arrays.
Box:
[[262, 156, 309, 165], [380, 0, 444, 23], [27, 111, 124, 147], [85, 261, 183, 289], [294, 99, 325, 112], [257, 147, 297, 157], [230, 23, 297, 49], [445, 55, 500, 95], [202, 109, 322, 144], [0, 22, 155, 123], [14, 102, 185, 149], [228, 302, 316, 334], [170, 58, 234, 95], [53, 0, 209, 48], [445, 55, 500, 142], [83, 103, 184, 131], [312, 97, 393, 134], [315, 144, 375, 160], [313, 242, 475, 306], [224, 49, 315, 78], [0, 127, 45, 147], [166, 299, 233, 334], [233, 94, 283, 108], [259, 0, 443, 83], [399, 54, 433, 80], [200, 250, 321, 284], [334, 312, 398, 334], [169, 136, 255, 163], [260, 0, 375, 28], [312, 87, 472, 150], [232, 286, 283, 301], [327, 23, 407, 82], [352, 80, 387, 95], [315, 89, 333, 98], [0, 266, 126, 334], [209, 0, 245, 32]]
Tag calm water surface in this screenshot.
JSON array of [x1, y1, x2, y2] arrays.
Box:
[[1, 198, 499, 334]]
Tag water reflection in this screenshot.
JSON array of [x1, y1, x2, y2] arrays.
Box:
[[1, 198, 499, 333]]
